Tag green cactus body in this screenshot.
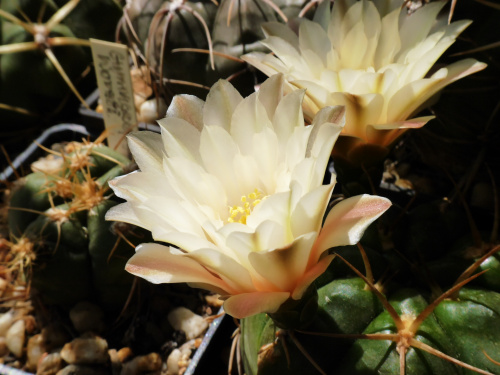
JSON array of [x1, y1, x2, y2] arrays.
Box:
[[241, 278, 383, 375], [0, 0, 122, 126], [242, 278, 500, 375], [125, 0, 217, 96], [7, 141, 150, 316]]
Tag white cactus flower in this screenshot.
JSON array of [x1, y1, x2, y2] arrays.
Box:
[[106, 74, 391, 319], [243, 0, 487, 147]]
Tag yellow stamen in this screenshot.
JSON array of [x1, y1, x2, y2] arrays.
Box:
[[228, 188, 267, 224]]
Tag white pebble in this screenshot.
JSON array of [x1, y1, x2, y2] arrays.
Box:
[[0, 310, 15, 337], [166, 349, 181, 375], [167, 307, 208, 341], [6, 319, 25, 358], [139, 98, 167, 123]]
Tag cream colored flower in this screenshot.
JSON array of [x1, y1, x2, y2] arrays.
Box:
[[106, 74, 391, 319], [243, 0, 487, 147]]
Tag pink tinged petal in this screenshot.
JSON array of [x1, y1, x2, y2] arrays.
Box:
[[127, 131, 163, 172], [292, 254, 335, 299], [204, 79, 243, 131], [126, 243, 233, 293], [262, 22, 300, 51], [159, 117, 202, 162], [299, 19, 331, 67], [256, 74, 284, 121], [223, 291, 290, 319], [367, 115, 435, 147], [165, 94, 204, 131], [248, 232, 318, 291], [230, 92, 273, 155], [185, 249, 256, 293], [310, 195, 391, 265], [370, 115, 435, 130], [428, 58, 487, 93], [291, 184, 333, 238]]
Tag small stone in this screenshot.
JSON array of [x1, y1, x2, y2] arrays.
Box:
[[0, 310, 15, 336], [108, 349, 122, 375], [60, 336, 109, 365], [139, 98, 168, 123], [0, 278, 8, 297], [37, 352, 64, 375], [204, 294, 223, 308], [167, 307, 208, 341], [165, 349, 181, 375], [69, 302, 105, 334], [56, 364, 109, 375], [6, 319, 25, 358], [120, 353, 162, 375], [117, 347, 133, 363], [42, 323, 71, 351], [26, 333, 45, 372], [0, 337, 8, 357]]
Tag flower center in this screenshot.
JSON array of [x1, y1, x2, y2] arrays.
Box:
[[228, 188, 266, 224]]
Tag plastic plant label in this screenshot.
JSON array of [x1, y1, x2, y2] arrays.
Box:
[[90, 39, 137, 155]]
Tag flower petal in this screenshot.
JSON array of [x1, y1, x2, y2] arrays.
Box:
[[310, 194, 391, 265], [292, 254, 335, 299], [127, 131, 163, 172], [291, 184, 333, 238], [126, 243, 233, 293], [165, 94, 204, 131], [223, 291, 290, 319], [248, 232, 317, 291], [204, 79, 243, 131]]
